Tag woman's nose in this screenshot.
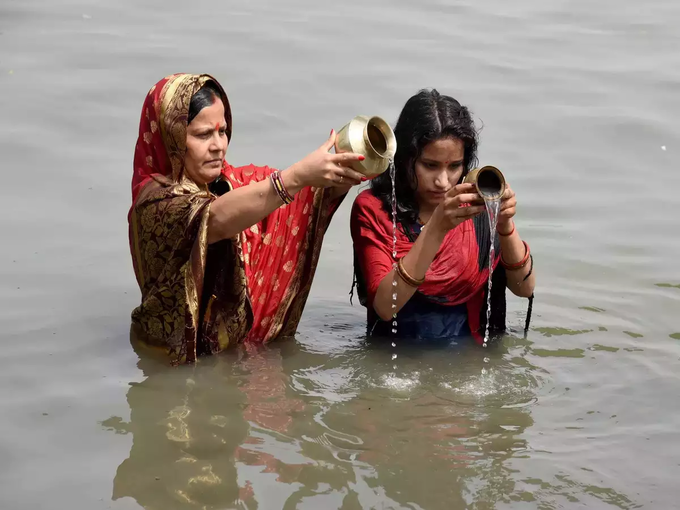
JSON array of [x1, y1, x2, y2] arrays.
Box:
[[434, 169, 449, 188], [209, 133, 222, 153]]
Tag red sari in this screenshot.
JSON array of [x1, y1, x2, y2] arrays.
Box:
[[129, 74, 340, 363], [350, 189, 502, 344]]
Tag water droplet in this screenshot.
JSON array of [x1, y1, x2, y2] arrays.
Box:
[[391, 342, 396, 347], [482, 196, 501, 345], [661, 145, 667, 151], [484, 357, 490, 363], [392, 353, 398, 360], [389, 160, 398, 337]]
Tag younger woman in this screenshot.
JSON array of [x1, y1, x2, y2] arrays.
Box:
[[350, 89, 535, 344]]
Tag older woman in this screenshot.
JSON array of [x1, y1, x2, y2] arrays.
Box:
[[129, 74, 365, 363]]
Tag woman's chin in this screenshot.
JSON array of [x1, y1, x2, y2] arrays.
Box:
[[206, 168, 222, 182], [189, 168, 222, 186]]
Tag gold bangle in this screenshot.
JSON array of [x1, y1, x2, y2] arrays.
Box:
[[397, 257, 425, 287]]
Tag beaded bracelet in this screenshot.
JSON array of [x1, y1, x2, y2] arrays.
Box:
[[397, 257, 425, 287], [270, 170, 294, 205], [501, 241, 531, 271]]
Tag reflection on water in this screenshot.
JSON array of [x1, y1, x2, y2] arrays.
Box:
[[104, 343, 247, 507], [101, 331, 637, 509]]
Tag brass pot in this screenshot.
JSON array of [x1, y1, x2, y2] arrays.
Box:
[[335, 115, 397, 178], [463, 165, 506, 199]]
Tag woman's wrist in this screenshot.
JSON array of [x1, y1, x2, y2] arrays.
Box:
[[426, 208, 451, 239], [281, 165, 304, 196], [422, 218, 448, 245], [428, 225, 448, 245], [497, 219, 514, 236]]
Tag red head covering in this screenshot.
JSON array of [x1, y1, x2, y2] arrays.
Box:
[[130, 73, 232, 206]]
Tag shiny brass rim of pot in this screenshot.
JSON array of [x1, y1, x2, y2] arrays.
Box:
[[363, 116, 396, 161], [464, 165, 506, 199]]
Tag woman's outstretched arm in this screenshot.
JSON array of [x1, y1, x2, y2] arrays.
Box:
[[208, 131, 365, 244]]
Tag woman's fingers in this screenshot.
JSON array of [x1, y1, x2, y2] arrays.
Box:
[[330, 176, 361, 187], [450, 204, 485, 217], [326, 153, 366, 186], [466, 205, 486, 215], [500, 188, 517, 211], [442, 206, 484, 229], [446, 183, 476, 197], [331, 152, 365, 164], [321, 129, 337, 152], [500, 198, 516, 211], [449, 192, 481, 205], [500, 207, 516, 218], [324, 167, 361, 187], [336, 166, 365, 183]]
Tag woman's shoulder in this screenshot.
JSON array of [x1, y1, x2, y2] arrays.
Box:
[[351, 188, 391, 231], [134, 176, 182, 205], [352, 188, 383, 212], [132, 176, 211, 224]]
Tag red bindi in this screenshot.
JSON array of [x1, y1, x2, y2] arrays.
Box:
[[215, 122, 220, 131]]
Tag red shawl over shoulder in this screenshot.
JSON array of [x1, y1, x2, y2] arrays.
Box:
[[221, 162, 331, 342]]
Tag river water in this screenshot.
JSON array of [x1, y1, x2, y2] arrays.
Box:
[[1, 0, 679, 508]]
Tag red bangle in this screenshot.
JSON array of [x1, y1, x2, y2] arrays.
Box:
[[501, 241, 530, 270], [498, 221, 515, 237]]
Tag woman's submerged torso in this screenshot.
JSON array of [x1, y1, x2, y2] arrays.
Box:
[[367, 295, 471, 342]]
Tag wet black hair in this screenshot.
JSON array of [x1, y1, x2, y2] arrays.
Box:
[[371, 88, 479, 226]]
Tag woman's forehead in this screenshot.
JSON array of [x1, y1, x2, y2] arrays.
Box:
[[421, 138, 464, 159]]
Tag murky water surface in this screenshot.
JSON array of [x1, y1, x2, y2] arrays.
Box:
[[1, 0, 680, 508]]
